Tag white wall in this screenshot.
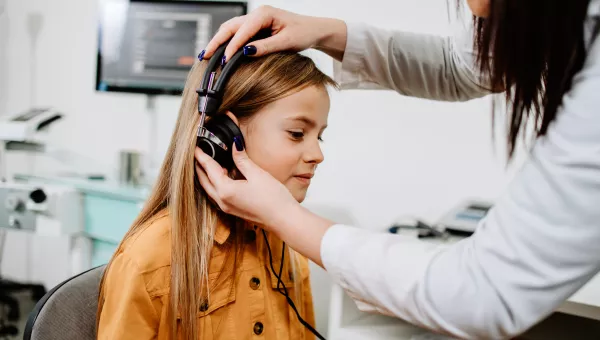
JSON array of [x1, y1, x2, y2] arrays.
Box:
[[0, 0, 522, 228], [1, 0, 525, 335]]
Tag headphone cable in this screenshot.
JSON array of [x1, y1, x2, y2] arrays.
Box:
[[261, 229, 326, 340]]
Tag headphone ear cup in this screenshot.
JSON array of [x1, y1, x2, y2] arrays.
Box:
[[197, 114, 244, 170], [219, 115, 245, 149]]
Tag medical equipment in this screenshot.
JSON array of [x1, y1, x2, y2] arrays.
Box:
[[195, 32, 272, 170], [95, 0, 247, 95], [119, 150, 143, 186], [0, 107, 63, 180], [0, 108, 62, 144], [388, 220, 449, 240], [436, 200, 493, 235], [0, 181, 90, 290], [195, 40, 248, 170], [0, 182, 82, 235]]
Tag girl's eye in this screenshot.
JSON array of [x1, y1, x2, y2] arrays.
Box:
[[289, 131, 304, 140], [318, 135, 324, 142]]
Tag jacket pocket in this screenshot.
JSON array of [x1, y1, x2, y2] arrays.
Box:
[[198, 271, 236, 317], [174, 271, 237, 321]]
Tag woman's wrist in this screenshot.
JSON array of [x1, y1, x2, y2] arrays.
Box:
[[268, 202, 334, 267], [313, 17, 348, 62]]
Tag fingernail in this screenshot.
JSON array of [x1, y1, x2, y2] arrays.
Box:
[[198, 50, 205, 60], [221, 55, 227, 66], [243, 45, 257, 56], [233, 136, 244, 151]]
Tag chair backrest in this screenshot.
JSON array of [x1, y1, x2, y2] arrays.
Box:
[[23, 265, 106, 340]]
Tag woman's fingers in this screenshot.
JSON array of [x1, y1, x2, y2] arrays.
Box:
[[241, 32, 292, 57], [195, 162, 223, 207], [224, 6, 277, 59], [203, 15, 246, 59], [194, 147, 229, 188], [231, 140, 262, 179]]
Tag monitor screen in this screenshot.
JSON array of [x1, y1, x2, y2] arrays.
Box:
[[96, 0, 247, 95]]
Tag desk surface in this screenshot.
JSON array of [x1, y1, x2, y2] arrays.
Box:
[[14, 174, 150, 201]]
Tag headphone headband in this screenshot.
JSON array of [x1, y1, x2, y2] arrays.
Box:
[[195, 30, 271, 170], [196, 29, 271, 118]]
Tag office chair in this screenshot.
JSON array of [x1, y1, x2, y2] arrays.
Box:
[[23, 265, 106, 340]]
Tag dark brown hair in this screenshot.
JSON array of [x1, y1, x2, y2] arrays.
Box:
[[458, 0, 593, 158]]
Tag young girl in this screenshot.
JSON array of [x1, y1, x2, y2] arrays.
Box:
[[96, 51, 337, 340]]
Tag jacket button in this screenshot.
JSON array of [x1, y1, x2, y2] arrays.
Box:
[[249, 277, 261, 290], [199, 302, 209, 312], [253, 322, 264, 335]]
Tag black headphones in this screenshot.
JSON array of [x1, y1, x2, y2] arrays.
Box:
[[195, 35, 258, 170]]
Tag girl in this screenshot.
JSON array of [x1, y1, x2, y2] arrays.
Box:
[[96, 52, 337, 339]]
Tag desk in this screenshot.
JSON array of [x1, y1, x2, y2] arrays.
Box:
[[327, 233, 600, 340]]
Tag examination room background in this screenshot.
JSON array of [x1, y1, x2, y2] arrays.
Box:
[[0, 0, 528, 336]]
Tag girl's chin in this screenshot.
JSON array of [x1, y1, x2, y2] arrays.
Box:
[[286, 186, 308, 203]]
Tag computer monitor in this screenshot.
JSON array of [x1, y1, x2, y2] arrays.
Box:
[[95, 0, 247, 95]]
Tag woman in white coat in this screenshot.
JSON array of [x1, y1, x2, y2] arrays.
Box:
[[194, 0, 600, 338]]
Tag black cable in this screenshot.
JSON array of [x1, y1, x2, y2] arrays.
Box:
[[261, 229, 326, 340]]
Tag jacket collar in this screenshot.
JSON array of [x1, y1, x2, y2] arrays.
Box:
[[214, 221, 232, 245]]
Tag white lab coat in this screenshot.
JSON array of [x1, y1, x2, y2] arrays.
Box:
[[322, 2, 600, 339]]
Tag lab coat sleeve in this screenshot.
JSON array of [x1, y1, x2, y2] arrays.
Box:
[[333, 21, 493, 101], [322, 30, 600, 339]]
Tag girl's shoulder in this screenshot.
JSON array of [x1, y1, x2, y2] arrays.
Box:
[[120, 212, 173, 274]]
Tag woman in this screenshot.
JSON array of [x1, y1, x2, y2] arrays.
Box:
[[96, 52, 336, 339], [195, 0, 600, 339]]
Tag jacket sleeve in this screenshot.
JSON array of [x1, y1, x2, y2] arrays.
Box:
[[333, 21, 494, 101], [97, 252, 159, 339]]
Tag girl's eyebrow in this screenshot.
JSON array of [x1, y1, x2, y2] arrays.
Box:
[[286, 116, 328, 129]]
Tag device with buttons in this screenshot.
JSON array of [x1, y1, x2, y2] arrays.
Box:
[[437, 199, 493, 235], [0, 180, 90, 293], [0, 181, 83, 234]]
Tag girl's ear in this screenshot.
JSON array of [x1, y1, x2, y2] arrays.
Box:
[[225, 111, 239, 125]]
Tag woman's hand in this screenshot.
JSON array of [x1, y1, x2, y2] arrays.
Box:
[[202, 6, 348, 63], [195, 144, 335, 266], [194, 145, 300, 229]]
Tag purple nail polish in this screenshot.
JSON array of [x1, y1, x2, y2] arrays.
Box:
[[233, 136, 244, 151], [221, 55, 227, 66], [243, 45, 257, 56], [198, 50, 205, 60]]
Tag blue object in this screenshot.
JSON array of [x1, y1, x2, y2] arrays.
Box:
[[83, 193, 141, 243]]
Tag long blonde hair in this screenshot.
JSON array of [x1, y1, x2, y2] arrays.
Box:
[[97, 52, 337, 339]]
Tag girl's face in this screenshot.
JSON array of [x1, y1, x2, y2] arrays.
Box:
[[467, 0, 491, 17], [233, 85, 330, 203]]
